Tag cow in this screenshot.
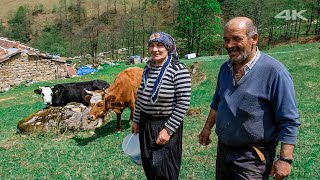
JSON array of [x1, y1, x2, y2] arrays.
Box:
[[84, 67, 143, 131], [34, 80, 110, 106]]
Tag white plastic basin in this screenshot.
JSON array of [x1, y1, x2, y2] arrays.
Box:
[[122, 133, 142, 165]]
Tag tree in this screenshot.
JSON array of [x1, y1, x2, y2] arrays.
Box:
[[315, 0, 320, 35], [8, 6, 32, 42], [139, 0, 148, 57], [95, 0, 101, 20], [114, 0, 118, 13], [176, 0, 221, 56], [32, 24, 66, 55], [68, 0, 86, 25], [131, 3, 136, 55], [82, 21, 105, 59], [0, 19, 5, 36]]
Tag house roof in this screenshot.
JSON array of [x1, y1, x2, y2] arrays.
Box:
[[0, 37, 65, 63]]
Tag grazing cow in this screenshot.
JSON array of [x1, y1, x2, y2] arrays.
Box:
[[34, 80, 110, 106], [84, 67, 143, 131]]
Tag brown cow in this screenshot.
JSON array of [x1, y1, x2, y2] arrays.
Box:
[[84, 67, 143, 131]]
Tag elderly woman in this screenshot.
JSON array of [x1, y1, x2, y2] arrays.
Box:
[[131, 32, 191, 180]]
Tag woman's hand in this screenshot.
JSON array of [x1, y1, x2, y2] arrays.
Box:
[[156, 128, 171, 145], [131, 122, 139, 134]]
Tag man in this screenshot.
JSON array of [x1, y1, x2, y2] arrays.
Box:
[[198, 17, 301, 180]]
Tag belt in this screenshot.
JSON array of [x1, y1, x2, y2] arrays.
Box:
[[140, 111, 170, 124], [251, 145, 265, 161], [219, 140, 278, 162]]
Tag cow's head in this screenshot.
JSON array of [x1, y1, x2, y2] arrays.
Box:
[[85, 89, 107, 121], [34, 86, 53, 105], [51, 86, 66, 106]]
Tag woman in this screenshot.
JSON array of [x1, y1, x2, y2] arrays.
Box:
[[131, 32, 191, 180]]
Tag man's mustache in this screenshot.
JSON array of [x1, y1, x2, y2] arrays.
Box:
[[227, 46, 240, 53]]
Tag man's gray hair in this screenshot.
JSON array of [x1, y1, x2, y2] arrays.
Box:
[[224, 17, 258, 38], [246, 21, 257, 38]]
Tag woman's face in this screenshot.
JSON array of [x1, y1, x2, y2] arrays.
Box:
[[149, 42, 168, 66]]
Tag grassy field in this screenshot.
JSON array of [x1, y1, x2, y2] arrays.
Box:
[[0, 42, 319, 179]]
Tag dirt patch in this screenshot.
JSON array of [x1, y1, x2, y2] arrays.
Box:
[[300, 36, 320, 44], [0, 96, 15, 103], [188, 61, 207, 86], [0, 137, 21, 150], [271, 36, 320, 46], [186, 108, 202, 116]]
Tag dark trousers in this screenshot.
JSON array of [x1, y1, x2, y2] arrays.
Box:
[[216, 140, 277, 180], [139, 112, 183, 180]]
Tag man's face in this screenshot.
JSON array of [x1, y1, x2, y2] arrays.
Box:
[[223, 26, 253, 64]]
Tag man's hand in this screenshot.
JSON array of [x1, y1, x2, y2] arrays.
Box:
[[199, 128, 212, 146], [156, 129, 171, 145], [270, 143, 295, 179], [270, 159, 292, 180], [199, 108, 216, 146], [131, 122, 139, 134]]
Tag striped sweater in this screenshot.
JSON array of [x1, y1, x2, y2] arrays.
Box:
[[133, 58, 191, 133]]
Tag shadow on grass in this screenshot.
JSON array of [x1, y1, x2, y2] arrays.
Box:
[[72, 119, 130, 146]]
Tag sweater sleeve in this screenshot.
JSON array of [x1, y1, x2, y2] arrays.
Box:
[[165, 64, 191, 133], [133, 80, 144, 124], [210, 64, 224, 110], [210, 76, 220, 110], [272, 68, 301, 144]]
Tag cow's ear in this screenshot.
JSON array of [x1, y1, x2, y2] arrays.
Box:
[[84, 95, 92, 103], [34, 89, 41, 94], [106, 95, 116, 102], [97, 101, 104, 107], [93, 80, 110, 90]]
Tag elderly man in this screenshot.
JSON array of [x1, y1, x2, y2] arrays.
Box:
[[199, 17, 301, 180]]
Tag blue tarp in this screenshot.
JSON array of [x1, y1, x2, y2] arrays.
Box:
[[76, 66, 98, 75]]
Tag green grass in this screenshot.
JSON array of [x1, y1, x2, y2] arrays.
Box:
[[1, 42, 320, 179]]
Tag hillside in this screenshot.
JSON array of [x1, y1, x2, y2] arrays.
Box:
[[0, 1, 318, 61], [0, 0, 179, 57], [0, 0, 59, 20], [0, 0, 126, 20], [0, 0, 141, 30]]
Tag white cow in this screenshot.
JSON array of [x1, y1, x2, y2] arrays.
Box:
[[34, 86, 53, 105]]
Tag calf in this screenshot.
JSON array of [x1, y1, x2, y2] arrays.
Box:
[[84, 67, 143, 131], [34, 80, 110, 106]]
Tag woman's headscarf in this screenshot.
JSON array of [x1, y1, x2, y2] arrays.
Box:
[[148, 32, 177, 56]]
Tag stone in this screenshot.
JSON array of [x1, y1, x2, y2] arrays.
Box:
[[17, 102, 107, 134]]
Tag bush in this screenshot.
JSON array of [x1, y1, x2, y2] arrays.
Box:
[[52, 4, 58, 13], [32, 4, 44, 16]]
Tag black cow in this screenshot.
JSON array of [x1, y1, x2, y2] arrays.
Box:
[[34, 80, 110, 106]]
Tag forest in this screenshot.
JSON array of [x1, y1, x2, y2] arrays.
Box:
[[0, 0, 319, 60]]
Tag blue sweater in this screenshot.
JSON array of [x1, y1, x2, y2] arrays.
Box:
[[211, 52, 300, 146]]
